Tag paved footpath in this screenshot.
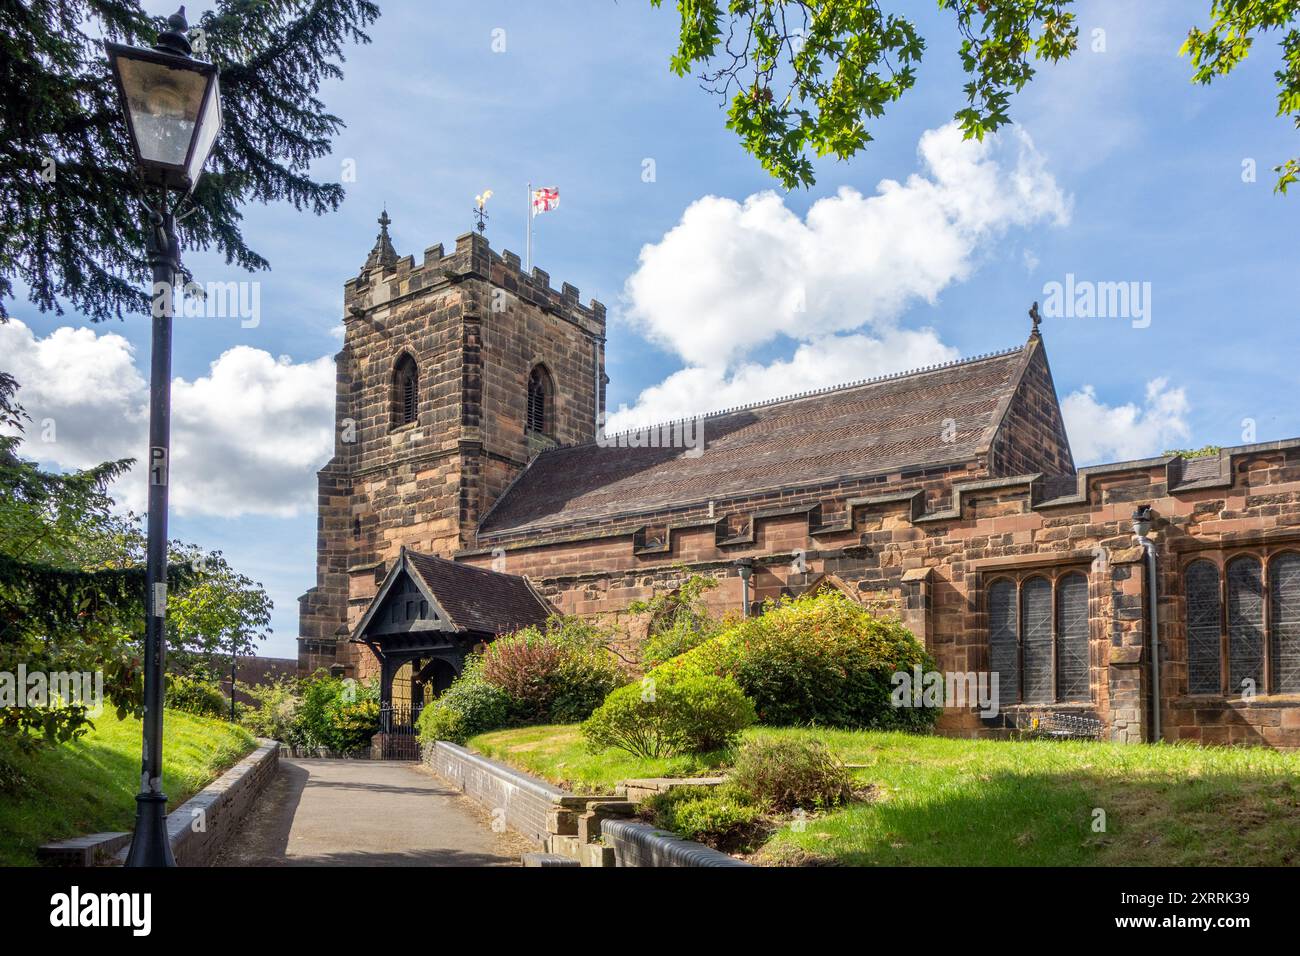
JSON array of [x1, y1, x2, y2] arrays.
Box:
[[213, 758, 528, 866]]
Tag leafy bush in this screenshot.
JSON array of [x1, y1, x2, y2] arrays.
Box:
[[581, 670, 756, 758], [656, 590, 940, 731], [480, 616, 624, 724], [645, 783, 764, 847], [632, 573, 732, 668], [417, 660, 511, 745], [730, 737, 852, 812], [239, 678, 303, 746], [165, 673, 228, 718], [295, 674, 380, 753]]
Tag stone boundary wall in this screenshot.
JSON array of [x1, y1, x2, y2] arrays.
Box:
[[41, 738, 279, 867], [601, 819, 752, 867], [164, 738, 280, 866], [426, 741, 751, 867], [426, 741, 575, 844]]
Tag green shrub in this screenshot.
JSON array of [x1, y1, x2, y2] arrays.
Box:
[[165, 673, 228, 718], [581, 670, 756, 758], [656, 590, 940, 731], [331, 697, 381, 752], [730, 737, 852, 812], [480, 616, 624, 724], [632, 573, 730, 667], [238, 678, 302, 746], [645, 783, 764, 845], [417, 662, 511, 745], [295, 674, 380, 753]]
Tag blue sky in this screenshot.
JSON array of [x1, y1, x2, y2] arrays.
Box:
[[5, 0, 1299, 658]]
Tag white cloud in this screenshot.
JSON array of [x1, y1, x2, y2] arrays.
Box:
[[612, 121, 1071, 427], [0, 320, 334, 517], [1061, 377, 1191, 465]]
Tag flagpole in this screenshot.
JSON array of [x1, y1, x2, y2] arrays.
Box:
[[525, 181, 531, 273]]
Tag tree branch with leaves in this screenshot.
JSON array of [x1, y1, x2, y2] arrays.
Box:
[[658, 0, 1300, 193]]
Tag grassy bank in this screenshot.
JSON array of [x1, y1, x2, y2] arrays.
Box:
[[468, 725, 1300, 866], [0, 709, 255, 866]]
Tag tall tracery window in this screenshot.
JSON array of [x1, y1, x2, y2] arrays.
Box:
[[1227, 556, 1265, 693], [527, 364, 553, 436], [1271, 553, 1300, 694], [393, 353, 418, 427], [1021, 577, 1053, 704], [1055, 572, 1090, 701], [1185, 552, 1300, 695], [1184, 559, 1222, 694], [986, 570, 1091, 712], [988, 579, 1019, 708]]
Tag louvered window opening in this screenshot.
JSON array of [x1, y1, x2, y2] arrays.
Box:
[[1184, 552, 1300, 696], [987, 572, 1091, 712], [393, 355, 418, 427], [527, 367, 548, 435]]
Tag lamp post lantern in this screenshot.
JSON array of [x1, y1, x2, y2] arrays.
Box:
[[106, 6, 222, 868], [735, 558, 754, 618]]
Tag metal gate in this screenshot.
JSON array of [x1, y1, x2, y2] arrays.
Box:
[[376, 702, 423, 760]]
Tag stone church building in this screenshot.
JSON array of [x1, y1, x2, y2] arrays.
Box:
[[298, 214, 1300, 748]]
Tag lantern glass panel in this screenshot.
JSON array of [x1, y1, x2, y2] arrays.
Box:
[[117, 55, 208, 167]]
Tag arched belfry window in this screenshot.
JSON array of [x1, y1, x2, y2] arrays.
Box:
[[393, 353, 418, 427], [527, 364, 553, 437]]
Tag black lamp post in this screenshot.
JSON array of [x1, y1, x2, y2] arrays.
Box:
[[106, 7, 222, 868]]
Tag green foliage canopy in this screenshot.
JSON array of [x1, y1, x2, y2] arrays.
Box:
[[0, 0, 378, 322], [657, 0, 1300, 192]]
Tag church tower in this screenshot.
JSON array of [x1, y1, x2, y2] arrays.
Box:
[[298, 213, 607, 677]]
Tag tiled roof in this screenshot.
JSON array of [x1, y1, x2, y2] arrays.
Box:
[[479, 343, 1033, 538], [405, 550, 551, 634]]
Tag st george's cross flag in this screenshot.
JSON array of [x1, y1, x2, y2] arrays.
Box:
[[531, 186, 560, 215]]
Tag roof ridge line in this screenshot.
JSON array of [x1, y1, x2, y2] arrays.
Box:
[[590, 342, 1027, 444]]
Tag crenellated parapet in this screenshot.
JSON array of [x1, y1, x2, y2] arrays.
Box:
[[345, 228, 606, 339]]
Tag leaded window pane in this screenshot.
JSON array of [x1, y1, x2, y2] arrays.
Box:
[[1227, 557, 1265, 695], [1021, 577, 1054, 704], [1269, 553, 1300, 694], [1185, 560, 1222, 695], [988, 579, 1019, 710], [1055, 573, 1089, 701]]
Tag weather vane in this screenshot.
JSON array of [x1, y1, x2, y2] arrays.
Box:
[[474, 189, 493, 234]]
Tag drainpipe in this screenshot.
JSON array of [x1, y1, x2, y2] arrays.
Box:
[[735, 558, 754, 618], [1132, 506, 1161, 742]]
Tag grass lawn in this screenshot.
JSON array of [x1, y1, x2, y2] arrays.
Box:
[[468, 725, 1300, 866], [0, 708, 255, 866]]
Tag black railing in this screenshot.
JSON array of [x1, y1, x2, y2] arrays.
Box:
[[378, 702, 423, 735], [376, 703, 424, 759]]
